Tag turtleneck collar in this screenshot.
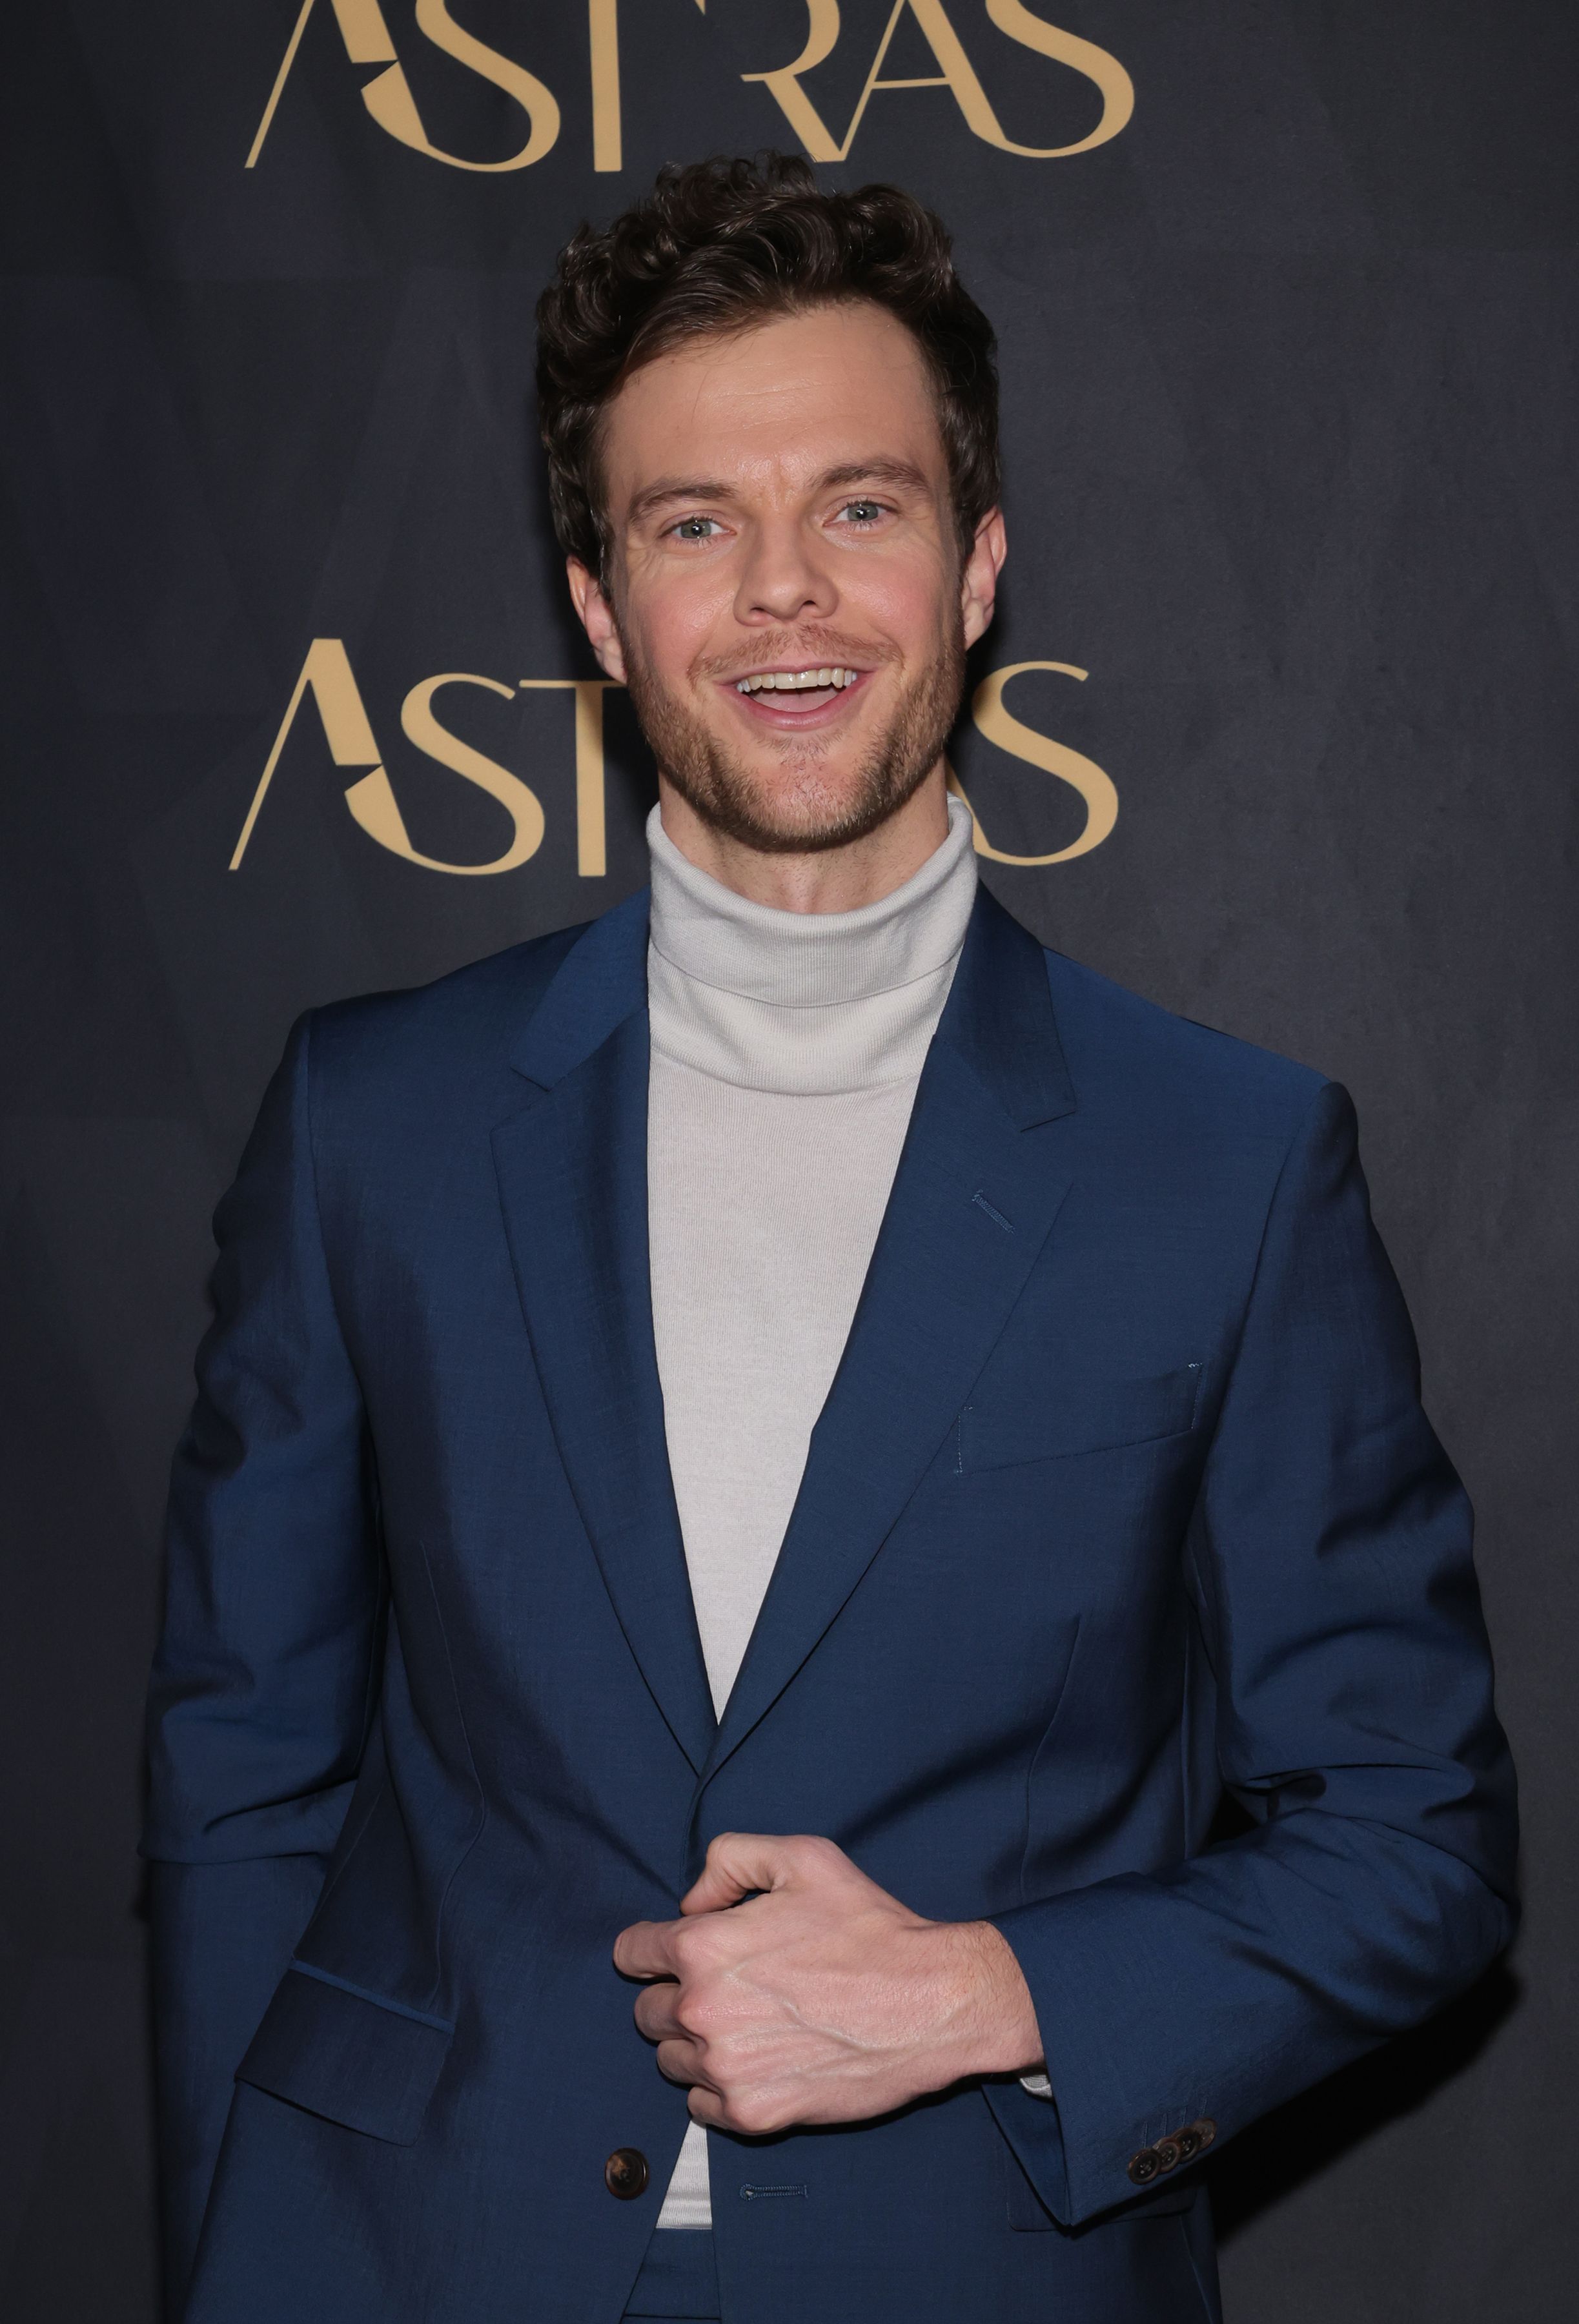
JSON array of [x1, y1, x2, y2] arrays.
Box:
[[646, 796, 979, 1096]]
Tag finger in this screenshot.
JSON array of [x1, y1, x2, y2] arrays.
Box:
[[680, 1831, 798, 1917], [612, 1917, 686, 1979], [633, 1984, 688, 2043], [655, 2037, 709, 2089]]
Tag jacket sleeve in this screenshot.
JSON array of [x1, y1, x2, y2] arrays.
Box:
[[986, 1080, 1518, 2225], [143, 1014, 381, 2303]]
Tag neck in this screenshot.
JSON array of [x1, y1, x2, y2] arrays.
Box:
[[644, 792, 979, 1094], [655, 766, 952, 914]]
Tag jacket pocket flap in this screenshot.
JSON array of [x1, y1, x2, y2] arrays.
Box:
[[962, 1364, 1202, 1473], [236, 1963, 453, 2146]]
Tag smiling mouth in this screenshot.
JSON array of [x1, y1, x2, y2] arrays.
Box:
[[728, 664, 866, 717], [735, 665, 861, 695]]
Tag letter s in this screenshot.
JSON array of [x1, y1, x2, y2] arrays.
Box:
[[360, 0, 560, 171], [983, 1, 1134, 156], [948, 662, 1118, 864], [345, 673, 546, 873]]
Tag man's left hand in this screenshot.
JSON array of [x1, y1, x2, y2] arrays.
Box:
[[612, 1833, 1044, 2134]]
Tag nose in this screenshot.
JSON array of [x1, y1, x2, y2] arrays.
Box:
[[733, 514, 837, 628]]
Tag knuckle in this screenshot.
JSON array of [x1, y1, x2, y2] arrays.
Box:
[[791, 1833, 838, 1873], [678, 1919, 725, 1970], [672, 1990, 715, 2039], [669, 1934, 705, 1984]]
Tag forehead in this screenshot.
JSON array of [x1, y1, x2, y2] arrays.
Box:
[[600, 303, 944, 499]]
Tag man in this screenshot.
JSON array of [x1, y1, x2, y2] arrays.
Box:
[[145, 156, 1516, 2324]]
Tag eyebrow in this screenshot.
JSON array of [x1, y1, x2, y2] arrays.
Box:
[[624, 457, 933, 530], [820, 459, 931, 496]]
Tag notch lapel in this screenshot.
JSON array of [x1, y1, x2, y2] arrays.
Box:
[[491, 896, 716, 1775], [699, 892, 1077, 1787]]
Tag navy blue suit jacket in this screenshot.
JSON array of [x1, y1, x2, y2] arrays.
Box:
[[144, 888, 1516, 2324]]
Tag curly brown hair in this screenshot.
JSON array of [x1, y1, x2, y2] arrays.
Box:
[[535, 154, 999, 582]]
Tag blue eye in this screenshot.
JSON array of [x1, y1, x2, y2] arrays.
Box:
[[838, 500, 886, 526], [671, 516, 720, 542]]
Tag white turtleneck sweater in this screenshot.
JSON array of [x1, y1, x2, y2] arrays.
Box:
[[644, 797, 979, 2230]]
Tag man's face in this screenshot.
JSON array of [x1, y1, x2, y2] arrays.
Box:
[[569, 301, 1004, 854]]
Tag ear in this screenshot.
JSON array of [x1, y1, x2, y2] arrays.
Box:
[[959, 509, 1007, 651], [567, 557, 627, 684]]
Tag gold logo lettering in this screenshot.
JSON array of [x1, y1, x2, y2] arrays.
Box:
[[231, 635, 379, 869], [742, 0, 1133, 163], [347, 673, 545, 873], [948, 661, 1118, 864], [588, 0, 623, 173], [247, 0, 562, 173], [246, 1, 1128, 175], [232, 640, 618, 875], [234, 643, 1110, 877], [518, 679, 621, 877]]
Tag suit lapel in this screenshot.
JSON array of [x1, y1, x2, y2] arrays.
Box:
[[491, 894, 716, 1775], [700, 891, 1078, 1786]]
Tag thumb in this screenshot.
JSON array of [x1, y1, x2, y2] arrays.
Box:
[[681, 1831, 797, 1917]]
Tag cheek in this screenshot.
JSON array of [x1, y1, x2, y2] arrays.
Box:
[[841, 546, 954, 655], [624, 562, 733, 682]]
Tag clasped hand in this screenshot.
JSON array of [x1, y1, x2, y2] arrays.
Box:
[[612, 1833, 1043, 2135]]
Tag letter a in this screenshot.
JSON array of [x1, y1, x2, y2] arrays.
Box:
[[231, 637, 381, 868]]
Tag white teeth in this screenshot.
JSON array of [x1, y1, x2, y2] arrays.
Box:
[[735, 666, 859, 694]]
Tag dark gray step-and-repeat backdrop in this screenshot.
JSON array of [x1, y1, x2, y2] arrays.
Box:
[[1, 4, 1574, 2318]]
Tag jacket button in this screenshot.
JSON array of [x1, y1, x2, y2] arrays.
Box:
[[1127, 2147, 1161, 2186], [605, 2147, 649, 2199], [1152, 2137, 1181, 2172], [1192, 2117, 1217, 2150], [1174, 2126, 1201, 2161]]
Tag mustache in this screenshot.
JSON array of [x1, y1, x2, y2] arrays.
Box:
[[691, 629, 899, 684]]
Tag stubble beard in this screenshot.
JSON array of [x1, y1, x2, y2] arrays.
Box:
[[619, 619, 967, 855]]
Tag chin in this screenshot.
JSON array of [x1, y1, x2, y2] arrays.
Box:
[[686, 757, 915, 855], [630, 649, 955, 857]]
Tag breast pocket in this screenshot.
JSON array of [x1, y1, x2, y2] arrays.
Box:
[[959, 1363, 1203, 1474]]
